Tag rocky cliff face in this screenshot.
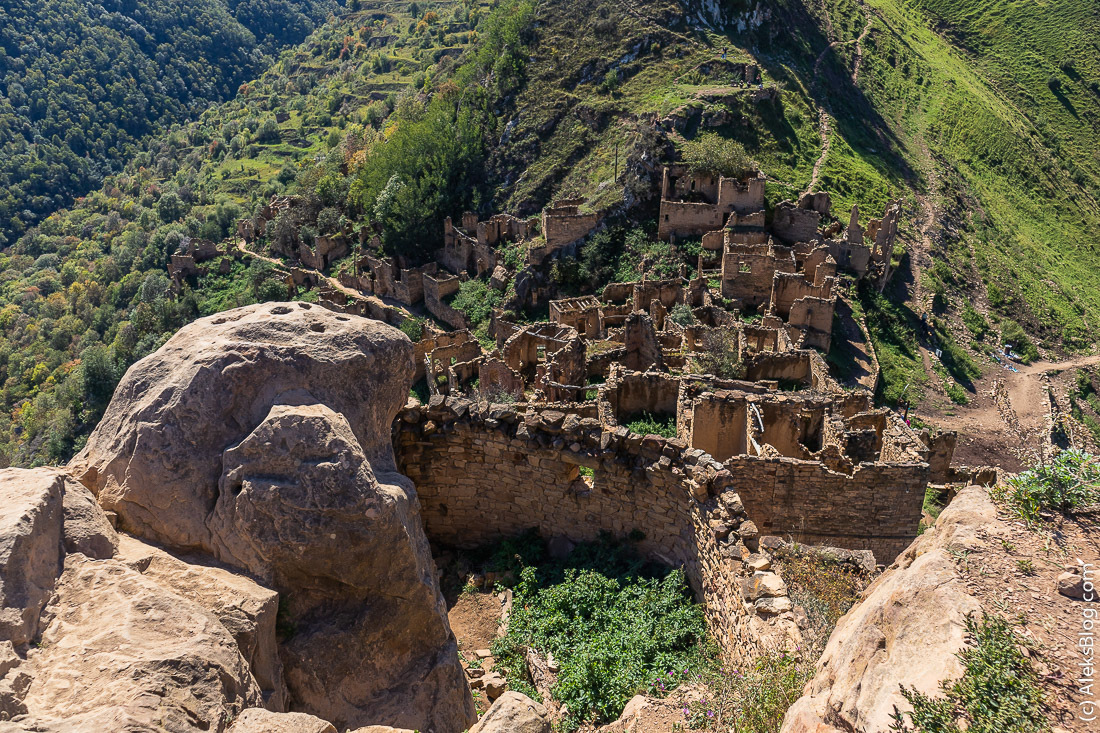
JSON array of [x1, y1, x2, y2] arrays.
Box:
[[0, 304, 474, 732], [781, 484, 1096, 732]]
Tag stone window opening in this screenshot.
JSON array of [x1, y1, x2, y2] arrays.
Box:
[[567, 463, 595, 491]]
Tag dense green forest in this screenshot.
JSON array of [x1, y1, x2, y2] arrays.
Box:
[[0, 0, 334, 247], [0, 0, 514, 465]]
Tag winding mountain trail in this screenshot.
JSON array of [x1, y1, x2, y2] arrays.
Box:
[[805, 111, 832, 195], [804, 2, 871, 195], [851, 6, 872, 83], [235, 239, 416, 319]]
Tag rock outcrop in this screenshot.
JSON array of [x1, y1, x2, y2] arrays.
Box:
[[0, 470, 65, 649], [780, 486, 1000, 733], [470, 692, 552, 733], [17, 554, 264, 730], [116, 536, 287, 710], [67, 303, 473, 732], [228, 709, 336, 733], [71, 302, 412, 552]]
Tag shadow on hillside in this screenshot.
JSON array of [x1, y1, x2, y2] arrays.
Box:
[[717, 0, 919, 191]]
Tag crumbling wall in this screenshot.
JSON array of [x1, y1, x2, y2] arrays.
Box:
[[788, 296, 835, 352], [540, 200, 600, 253], [772, 201, 821, 244], [423, 273, 468, 330], [549, 296, 603, 337], [598, 368, 681, 428], [721, 250, 795, 309], [394, 397, 801, 663], [732, 455, 927, 561]]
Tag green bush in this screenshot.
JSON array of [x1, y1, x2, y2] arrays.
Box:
[[933, 319, 981, 387], [623, 412, 677, 438], [999, 320, 1039, 364], [669, 303, 697, 326], [690, 328, 743, 381], [961, 303, 990, 339], [993, 449, 1100, 522], [398, 316, 425, 342], [688, 650, 810, 732], [944, 382, 970, 405], [491, 536, 706, 730], [450, 279, 501, 326], [891, 614, 1046, 733], [682, 132, 758, 179]]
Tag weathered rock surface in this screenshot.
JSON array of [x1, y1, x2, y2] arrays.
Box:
[[0, 469, 63, 649], [17, 553, 263, 730], [781, 486, 997, 733], [228, 709, 336, 733], [69, 304, 473, 732], [60, 473, 117, 560], [469, 692, 552, 733], [71, 302, 413, 551], [117, 535, 286, 710]]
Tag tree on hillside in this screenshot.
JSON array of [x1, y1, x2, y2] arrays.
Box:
[[682, 133, 758, 179]]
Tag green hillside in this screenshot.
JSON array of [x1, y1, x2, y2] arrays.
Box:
[[1, 0, 1098, 466], [0, 0, 333, 247]]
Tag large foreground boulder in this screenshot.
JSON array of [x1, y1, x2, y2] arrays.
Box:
[[15, 554, 263, 730], [69, 303, 474, 732], [71, 302, 411, 551], [780, 486, 999, 733]]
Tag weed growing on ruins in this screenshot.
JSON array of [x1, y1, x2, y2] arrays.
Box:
[[994, 449, 1100, 523], [890, 613, 1046, 733], [623, 412, 677, 439], [409, 379, 431, 405], [398, 316, 425, 342], [922, 485, 949, 523], [488, 534, 706, 730], [687, 650, 810, 733], [669, 304, 697, 327], [449, 279, 501, 327], [690, 329, 744, 381], [775, 553, 867, 657]]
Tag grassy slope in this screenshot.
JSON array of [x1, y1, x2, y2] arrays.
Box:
[[725, 0, 1100, 402], [859, 0, 1100, 349]]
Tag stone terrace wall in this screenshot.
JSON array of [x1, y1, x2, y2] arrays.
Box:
[[727, 455, 927, 562], [395, 397, 800, 663]]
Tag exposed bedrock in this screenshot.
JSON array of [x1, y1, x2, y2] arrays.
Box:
[[65, 303, 474, 732], [780, 486, 1001, 733]]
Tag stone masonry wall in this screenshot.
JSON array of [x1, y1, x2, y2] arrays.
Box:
[[395, 397, 929, 660], [395, 397, 801, 663]]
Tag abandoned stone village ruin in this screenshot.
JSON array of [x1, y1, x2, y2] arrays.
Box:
[[3, 162, 1021, 733]]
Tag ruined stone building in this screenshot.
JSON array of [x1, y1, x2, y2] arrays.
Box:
[[658, 165, 766, 241]]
